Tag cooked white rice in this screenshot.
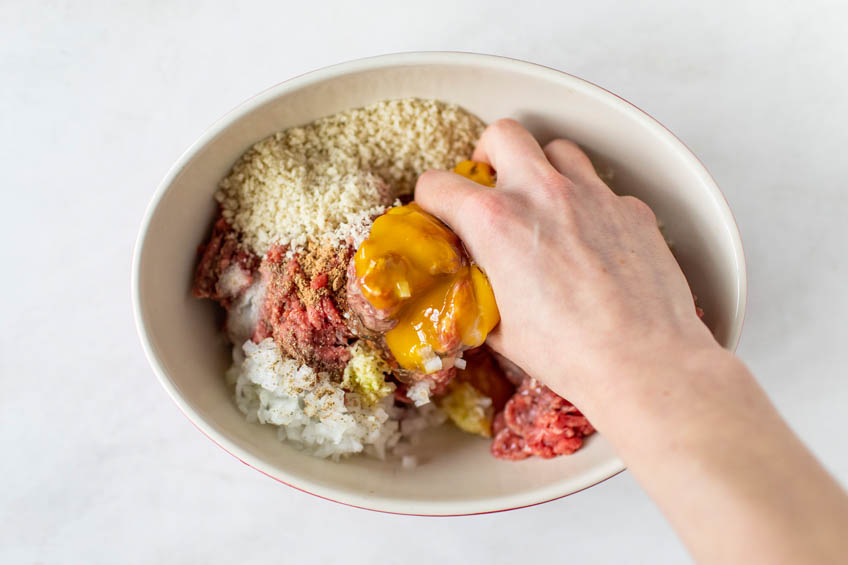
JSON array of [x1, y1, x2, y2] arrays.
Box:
[[227, 338, 445, 460]]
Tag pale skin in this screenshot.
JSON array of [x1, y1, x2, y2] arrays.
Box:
[[415, 119, 848, 564]]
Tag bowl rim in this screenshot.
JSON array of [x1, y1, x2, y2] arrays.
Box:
[[132, 50, 747, 516]]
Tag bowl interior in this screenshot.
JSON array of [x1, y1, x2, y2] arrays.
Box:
[[134, 54, 745, 515]]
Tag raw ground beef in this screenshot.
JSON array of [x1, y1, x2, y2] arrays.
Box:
[[193, 215, 355, 374], [345, 259, 398, 334], [252, 245, 355, 373], [491, 377, 595, 461], [192, 214, 260, 307]]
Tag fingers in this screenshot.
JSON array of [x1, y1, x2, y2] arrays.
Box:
[[471, 119, 559, 187], [542, 139, 603, 188], [414, 169, 487, 243]]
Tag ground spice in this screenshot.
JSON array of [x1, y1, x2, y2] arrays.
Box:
[[291, 244, 352, 309]]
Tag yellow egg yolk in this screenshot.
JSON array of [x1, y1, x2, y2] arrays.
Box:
[[353, 200, 499, 374], [453, 160, 496, 187]]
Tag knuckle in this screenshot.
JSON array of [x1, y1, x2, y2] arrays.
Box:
[[621, 195, 656, 222], [524, 153, 564, 188], [542, 138, 579, 156], [467, 190, 509, 225], [539, 167, 570, 192], [534, 170, 574, 202]]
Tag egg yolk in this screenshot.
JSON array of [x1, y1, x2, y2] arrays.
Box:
[[453, 160, 496, 187], [353, 161, 499, 373]]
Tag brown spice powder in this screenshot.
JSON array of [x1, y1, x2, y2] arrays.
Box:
[[292, 243, 353, 310]]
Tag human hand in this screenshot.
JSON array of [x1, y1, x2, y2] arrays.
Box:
[[415, 119, 848, 565], [415, 119, 718, 406]]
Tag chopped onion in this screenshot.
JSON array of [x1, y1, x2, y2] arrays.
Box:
[[453, 358, 467, 370], [407, 381, 432, 406], [423, 355, 443, 374]]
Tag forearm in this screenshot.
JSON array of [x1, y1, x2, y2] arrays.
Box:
[[569, 346, 848, 564], [413, 121, 848, 561]]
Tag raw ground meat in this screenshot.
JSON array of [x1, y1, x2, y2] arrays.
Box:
[[192, 216, 355, 374], [192, 213, 260, 307], [345, 260, 397, 334], [491, 377, 595, 460], [252, 245, 355, 373], [491, 350, 594, 460]]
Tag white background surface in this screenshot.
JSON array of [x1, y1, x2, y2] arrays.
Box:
[[2, 1, 847, 563]]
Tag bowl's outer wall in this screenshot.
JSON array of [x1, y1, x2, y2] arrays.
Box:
[[134, 54, 746, 515]]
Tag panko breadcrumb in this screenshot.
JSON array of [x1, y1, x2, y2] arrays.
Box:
[[216, 98, 485, 255]]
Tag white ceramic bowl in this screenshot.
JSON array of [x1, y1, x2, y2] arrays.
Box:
[[133, 52, 746, 515]]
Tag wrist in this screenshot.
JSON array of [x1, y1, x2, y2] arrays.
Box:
[[569, 338, 745, 440]]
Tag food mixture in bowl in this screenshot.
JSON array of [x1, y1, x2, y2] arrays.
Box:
[[192, 99, 595, 463]]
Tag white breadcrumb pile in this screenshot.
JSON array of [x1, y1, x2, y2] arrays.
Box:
[[216, 98, 485, 255]]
